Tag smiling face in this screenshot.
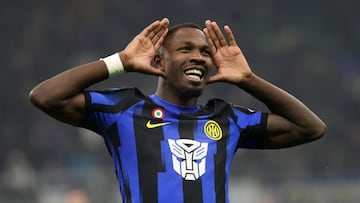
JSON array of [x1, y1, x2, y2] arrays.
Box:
[[155, 27, 213, 105]]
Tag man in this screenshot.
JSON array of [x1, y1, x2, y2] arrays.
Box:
[[29, 18, 326, 203]]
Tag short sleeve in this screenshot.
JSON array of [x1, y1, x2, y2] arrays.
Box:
[[83, 87, 143, 134], [232, 106, 268, 149]]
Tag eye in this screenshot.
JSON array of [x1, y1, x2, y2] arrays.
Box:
[[201, 49, 211, 57], [178, 46, 191, 52]]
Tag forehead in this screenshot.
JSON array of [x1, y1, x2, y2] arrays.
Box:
[[164, 27, 209, 47]]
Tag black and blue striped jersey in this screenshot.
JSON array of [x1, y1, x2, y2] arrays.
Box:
[[84, 87, 268, 203]]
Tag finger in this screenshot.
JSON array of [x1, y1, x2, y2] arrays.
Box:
[[142, 21, 160, 39], [205, 20, 222, 49], [142, 18, 168, 39], [150, 25, 165, 43], [203, 28, 217, 54], [224, 25, 238, 47], [153, 28, 168, 50], [206, 73, 223, 84], [147, 65, 167, 77], [151, 18, 169, 38], [151, 18, 169, 44], [211, 21, 228, 47]]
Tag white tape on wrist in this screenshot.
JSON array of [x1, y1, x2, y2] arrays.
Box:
[[100, 53, 125, 77]]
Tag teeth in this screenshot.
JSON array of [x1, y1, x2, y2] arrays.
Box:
[[185, 69, 203, 77], [187, 75, 200, 80]]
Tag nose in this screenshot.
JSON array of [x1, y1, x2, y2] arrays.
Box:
[[190, 51, 205, 64]]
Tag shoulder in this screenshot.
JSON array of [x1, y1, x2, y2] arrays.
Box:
[[85, 87, 144, 97], [203, 98, 267, 123], [204, 98, 256, 114], [85, 87, 144, 103], [84, 87, 146, 111]]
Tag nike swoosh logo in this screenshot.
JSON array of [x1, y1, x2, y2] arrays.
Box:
[[146, 120, 170, 129]]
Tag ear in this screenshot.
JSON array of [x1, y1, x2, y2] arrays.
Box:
[[153, 54, 160, 65], [153, 53, 164, 70]]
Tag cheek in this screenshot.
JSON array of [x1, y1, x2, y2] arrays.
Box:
[[164, 63, 181, 80], [205, 60, 214, 75], [165, 57, 183, 73]]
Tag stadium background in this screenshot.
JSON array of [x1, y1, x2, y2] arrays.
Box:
[[1, 0, 359, 202]]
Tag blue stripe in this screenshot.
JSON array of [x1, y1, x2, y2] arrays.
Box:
[[117, 103, 144, 202], [89, 91, 124, 106]]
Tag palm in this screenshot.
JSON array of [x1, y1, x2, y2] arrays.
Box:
[[204, 20, 252, 84], [126, 35, 158, 70], [211, 45, 251, 84], [121, 19, 169, 76]]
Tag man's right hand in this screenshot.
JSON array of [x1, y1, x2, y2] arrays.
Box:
[[119, 18, 169, 77]]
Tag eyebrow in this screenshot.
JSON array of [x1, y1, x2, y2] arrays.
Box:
[[181, 41, 211, 50]]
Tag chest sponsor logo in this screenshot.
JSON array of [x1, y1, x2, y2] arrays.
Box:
[[168, 139, 208, 180]]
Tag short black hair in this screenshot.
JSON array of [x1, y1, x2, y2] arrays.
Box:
[[166, 23, 203, 39], [158, 23, 204, 54]]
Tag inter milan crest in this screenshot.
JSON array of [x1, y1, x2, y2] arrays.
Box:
[[204, 120, 223, 140]]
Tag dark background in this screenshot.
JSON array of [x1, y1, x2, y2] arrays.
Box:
[[1, 0, 359, 202]]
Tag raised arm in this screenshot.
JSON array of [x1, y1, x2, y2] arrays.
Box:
[[29, 18, 169, 130], [204, 20, 326, 149]]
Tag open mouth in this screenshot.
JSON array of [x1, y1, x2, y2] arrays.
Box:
[[184, 67, 205, 82]]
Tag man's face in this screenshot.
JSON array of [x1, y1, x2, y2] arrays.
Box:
[[158, 28, 213, 98]]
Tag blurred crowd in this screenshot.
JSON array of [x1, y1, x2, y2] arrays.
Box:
[[1, 0, 359, 202]]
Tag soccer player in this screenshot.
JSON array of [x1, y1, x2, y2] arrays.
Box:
[[29, 18, 326, 203]]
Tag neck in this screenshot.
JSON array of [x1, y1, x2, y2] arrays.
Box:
[[155, 84, 199, 106]]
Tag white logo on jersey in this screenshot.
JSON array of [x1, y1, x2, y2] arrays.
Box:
[[168, 139, 208, 180]]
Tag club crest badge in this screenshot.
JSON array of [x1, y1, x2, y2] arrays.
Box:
[[204, 120, 222, 140]]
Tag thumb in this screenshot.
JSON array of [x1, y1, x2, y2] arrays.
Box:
[[145, 64, 166, 78], [206, 73, 224, 84]]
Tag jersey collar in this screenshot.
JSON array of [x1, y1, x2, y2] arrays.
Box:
[[149, 94, 200, 114]]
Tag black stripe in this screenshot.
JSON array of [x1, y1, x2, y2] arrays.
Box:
[[133, 99, 165, 202], [106, 123, 132, 203], [204, 99, 232, 203], [213, 117, 229, 203], [178, 115, 204, 203], [237, 112, 268, 149]]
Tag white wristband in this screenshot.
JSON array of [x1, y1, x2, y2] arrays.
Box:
[[100, 53, 125, 77]]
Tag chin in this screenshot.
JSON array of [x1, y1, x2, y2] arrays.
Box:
[[177, 86, 204, 99]]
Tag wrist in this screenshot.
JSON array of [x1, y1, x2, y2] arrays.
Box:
[[236, 72, 257, 88], [100, 53, 125, 77]]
